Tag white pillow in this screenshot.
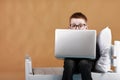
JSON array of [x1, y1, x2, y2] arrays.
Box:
[[95, 27, 112, 72]]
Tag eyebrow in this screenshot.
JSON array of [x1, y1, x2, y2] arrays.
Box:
[[70, 23, 86, 25]]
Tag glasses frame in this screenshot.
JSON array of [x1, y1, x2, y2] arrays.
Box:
[[70, 23, 87, 29]]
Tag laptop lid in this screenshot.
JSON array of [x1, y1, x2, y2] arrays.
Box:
[[55, 29, 96, 59]]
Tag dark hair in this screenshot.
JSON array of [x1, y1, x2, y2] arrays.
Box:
[[70, 12, 87, 22]]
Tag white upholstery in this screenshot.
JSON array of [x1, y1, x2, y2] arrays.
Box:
[[25, 56, 120, 80]]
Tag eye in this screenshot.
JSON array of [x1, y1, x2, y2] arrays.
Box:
[[70, 24, 76, 27], [78, 24, 86, 27]]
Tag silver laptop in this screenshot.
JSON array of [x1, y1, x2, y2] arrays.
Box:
[[54, 29, 96, 59]]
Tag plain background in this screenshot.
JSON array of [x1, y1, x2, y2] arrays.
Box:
[[0, 0, 120, 80]]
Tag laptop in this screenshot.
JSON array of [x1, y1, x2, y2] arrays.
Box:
[[54, 29, 96, 59]]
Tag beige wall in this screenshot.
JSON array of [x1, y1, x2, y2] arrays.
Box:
[[0, 0, 120, 80]]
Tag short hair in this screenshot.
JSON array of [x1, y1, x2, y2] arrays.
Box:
[[70, 12, 87, 22]]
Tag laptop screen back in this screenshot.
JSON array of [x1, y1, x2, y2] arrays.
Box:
[[55, 29, 96, 59]]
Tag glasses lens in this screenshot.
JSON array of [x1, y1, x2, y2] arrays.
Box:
[[70, 24, 86, 28]]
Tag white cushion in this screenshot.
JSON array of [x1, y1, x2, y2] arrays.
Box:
[[95, 27, 112, 72]]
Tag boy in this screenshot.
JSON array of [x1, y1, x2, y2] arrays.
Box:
[[62, 12, 99, 80]]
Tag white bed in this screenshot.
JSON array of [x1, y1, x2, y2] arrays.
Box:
[[25, 55, 120, 80]]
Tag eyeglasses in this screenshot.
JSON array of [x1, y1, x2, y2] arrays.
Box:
[[70, 24, 87, 28]]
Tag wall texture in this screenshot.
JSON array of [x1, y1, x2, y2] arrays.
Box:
[[0, 0, 120, 80]]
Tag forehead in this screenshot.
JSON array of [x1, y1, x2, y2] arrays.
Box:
[[70, 18, 86, 24]]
